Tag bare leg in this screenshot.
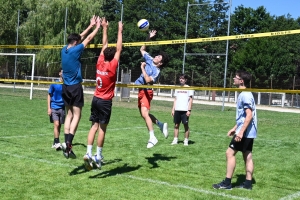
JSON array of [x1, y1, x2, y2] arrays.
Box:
[[69, 106, 82, 135], [87, 122, 99, 145], [139, 107, 153, 132], [53, 120, 61, 139], [243, 151, 254, 181], [64, 106, 72, 134], [174, 124, 180, 138], [226, 147, 238, 179], [97, 123, 107, 147], [183, 123, 189, 139]]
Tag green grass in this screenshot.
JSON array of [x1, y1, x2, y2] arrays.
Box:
[[0, 88, 300, 200]]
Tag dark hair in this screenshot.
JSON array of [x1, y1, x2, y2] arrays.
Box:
[[104, 47, 117, 62], [179, 74, 188, 79], [236, 70, 252, 87], [67, 33, 81, 44], [159, 51, 169, 67]]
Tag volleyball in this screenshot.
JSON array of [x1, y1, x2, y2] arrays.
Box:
[[137, 19, 149, 31]]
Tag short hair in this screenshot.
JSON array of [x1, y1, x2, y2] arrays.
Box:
[[159, 51, 169, 67], [103, 47, 117, 62], [67, 33, 81, 44], [236, 70, 252, 87], [179, 74, 188, 79]]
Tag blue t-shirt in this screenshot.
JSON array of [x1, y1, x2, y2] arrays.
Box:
[[134, 53, 160, 85], [48, 83, 64, 110], [236, 91, 257, 138], [61, 43, 84, 85]]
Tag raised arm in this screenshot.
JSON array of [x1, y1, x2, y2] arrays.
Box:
[[80, 15, 97, 40], [140, 30, 156, 56], [81, 16, 101, 48], [100, 17, 109, 55], [113, 21, 123, 61]]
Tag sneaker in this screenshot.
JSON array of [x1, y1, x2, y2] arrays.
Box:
[[92, 154, 103, 169], [62, 142, 76, 159], [52, 143, 62, 150], [159, 123, 168, 138], [235, 182, 252, 190], [171, 138, 178, 145], [61, 142, 68, 159], [147, 137, 158, 148], [183, 139, 189, 146], [83, 153, 93, 171], [212, 180, 232, 190]]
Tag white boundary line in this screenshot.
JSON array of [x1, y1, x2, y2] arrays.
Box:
[[1, 151, 251, 200], [119, 174, 252, 200], [279, 192, 300, 200]]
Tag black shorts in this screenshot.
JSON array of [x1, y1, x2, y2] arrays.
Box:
[[62, 83, 84, 107], [89, 96, 112, 124], [173, 111, 189, 125], [229, 135, 254, 152]]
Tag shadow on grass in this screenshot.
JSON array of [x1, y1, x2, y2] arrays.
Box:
[[72, 142, 86, 148], [89, 163, 142, 179], [177, 140, 195, 145], [232, 174, 256, 187], [145, 153, 177, 169], [69, 158, 122, 176]]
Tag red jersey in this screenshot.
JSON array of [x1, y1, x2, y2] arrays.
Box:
[[94, 54, 118, 100]]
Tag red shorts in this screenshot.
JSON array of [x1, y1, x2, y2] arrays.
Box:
[[138, 89, 153, 110]]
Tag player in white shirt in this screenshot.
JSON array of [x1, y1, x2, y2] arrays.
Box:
[[171, 74, 194, 146]]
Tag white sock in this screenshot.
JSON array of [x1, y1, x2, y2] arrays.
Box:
[[149, 130, 155, 138], [97, 146, 102, 160], [87, 145, 93, 157]]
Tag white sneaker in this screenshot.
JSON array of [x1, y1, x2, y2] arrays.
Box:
[[184, 139, 189, 146], [83, 153, 93, 171], [162, 123, 168, 139], [52, 143, 62, 150], [171, 138, 178, 145], [61, 142, 66, 151], [92, 154, 103, 169], [147, 137, 158, 148]]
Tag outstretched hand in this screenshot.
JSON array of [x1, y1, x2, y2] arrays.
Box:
[[90, 15, 97, 27], [149, 30, 157, 39], [101, 17, 109, 28]]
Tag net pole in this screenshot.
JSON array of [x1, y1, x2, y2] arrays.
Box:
[[30, 54, 36, 100]]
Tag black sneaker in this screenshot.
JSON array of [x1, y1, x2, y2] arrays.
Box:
[[69, 150, 76, 159], [62, 142, 69, 159], [212, 180, 232, 190], [235, 182, 252, 190]]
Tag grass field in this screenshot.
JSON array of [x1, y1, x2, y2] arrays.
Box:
[[0, 88, 300, 200]]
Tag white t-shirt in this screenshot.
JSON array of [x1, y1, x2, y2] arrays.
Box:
[[174, 86, 194, 111]]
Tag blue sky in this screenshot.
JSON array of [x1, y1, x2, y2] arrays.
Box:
[[231, 0, 300, 19]]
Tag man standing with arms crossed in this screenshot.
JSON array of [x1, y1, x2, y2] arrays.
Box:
[[213, 70, 257, 190], [61, 16, 101, 159], [83, 18, 123, 170]]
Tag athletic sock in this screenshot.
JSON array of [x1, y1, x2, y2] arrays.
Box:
[[87, 145, 93, 157], [54, 138, 59, 144], [68, 133, 74, 145], [156, 120, 163, 128], [149, 130, 155, 138], [224, 177, 231, 185], [64, 133, 68, 143], [97, 146, 102, 160]]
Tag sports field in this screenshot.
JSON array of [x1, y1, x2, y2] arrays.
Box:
[[0, 88, 300, 200]]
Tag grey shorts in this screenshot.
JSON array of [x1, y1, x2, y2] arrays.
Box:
[[50, 108, 65, 124]]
